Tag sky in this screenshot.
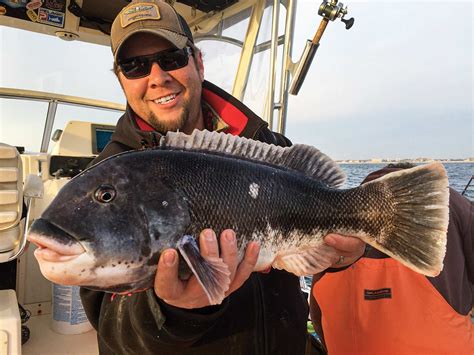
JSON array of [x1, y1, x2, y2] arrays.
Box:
[[0, 0, 472, 160]]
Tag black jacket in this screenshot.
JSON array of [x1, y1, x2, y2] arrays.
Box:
[[80, 81, 308, 355]]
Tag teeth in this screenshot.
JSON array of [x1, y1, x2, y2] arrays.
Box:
[[154, 94, 177, 104]]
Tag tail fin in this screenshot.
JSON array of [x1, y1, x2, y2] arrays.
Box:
[[364, 163, 449, 277]]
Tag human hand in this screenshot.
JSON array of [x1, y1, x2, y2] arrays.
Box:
[[323, 234, 365, 268], [154, 229, 260, 309]]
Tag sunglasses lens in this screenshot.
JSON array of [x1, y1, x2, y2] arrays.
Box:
[[158, 51, 189, 71], [119, 48, 191, 79], [120, 57, 151, 78]]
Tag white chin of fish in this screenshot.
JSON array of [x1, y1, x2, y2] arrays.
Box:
[[35, 247, 142, 288], [37, 252, 97, 286], [27, 233, 92, 285], [31, 238, 141, 288]]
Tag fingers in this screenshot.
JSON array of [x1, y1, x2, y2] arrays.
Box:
[[220, 229, 238, 283], [324, 234, 365, 253], [154, 229, 259, 308], [203, 229, 259, 297], [199, 229, 219, 258], [324, 234, 365, 268], [201, 228, 254, 296], [154, 246, 215, 308], [227, 241, 259, 295], [200, 228, 239, 290], [154, 249, 184, 302], [155, 229, 237, 308]]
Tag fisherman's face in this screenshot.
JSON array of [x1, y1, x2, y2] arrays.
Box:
[[117, 33, 205, 134]]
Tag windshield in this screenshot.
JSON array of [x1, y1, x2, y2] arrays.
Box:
[[0, 26, 125, 152]]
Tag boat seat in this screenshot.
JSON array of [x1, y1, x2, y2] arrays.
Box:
[[0, 144, 23, 254]]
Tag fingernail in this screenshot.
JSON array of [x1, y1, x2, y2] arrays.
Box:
[[250, 242, 260, 257], [204, 229, 216, 242], [224, 230, 235, 244], [324, 235, 336, 246], [163, 250, 176, 266]]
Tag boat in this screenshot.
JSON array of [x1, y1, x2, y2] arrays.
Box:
[[0, 0, 355, 353], [2, 0, 473, 353]]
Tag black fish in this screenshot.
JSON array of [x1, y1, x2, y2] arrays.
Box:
[[28, 130, 449, 304]]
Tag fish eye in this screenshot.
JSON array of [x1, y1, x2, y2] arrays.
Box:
[[94, 185, 116, 203]]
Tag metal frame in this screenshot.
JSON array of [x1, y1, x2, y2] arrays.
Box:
[[192, 0, 298, 134], [277, 0, 297, 134], [264, 0, 281, 128], [232, 0, 267, 101], [0, 88, 125, 153]]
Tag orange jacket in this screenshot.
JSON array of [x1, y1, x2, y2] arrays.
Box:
[[313, 257, 473, 355], [312, 186, 473, 355]]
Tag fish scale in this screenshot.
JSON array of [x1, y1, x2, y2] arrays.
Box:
[[27, 130, 449, 305]]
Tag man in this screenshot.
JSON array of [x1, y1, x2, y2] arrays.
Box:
[[311, 164, 474, 354], [80, 1, 365, 353]]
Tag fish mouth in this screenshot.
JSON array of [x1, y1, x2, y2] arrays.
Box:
[[29, 234, 85, 262], [28, 219, 86, 262]]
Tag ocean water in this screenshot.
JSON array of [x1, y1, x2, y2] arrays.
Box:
[[339, 163, 473, 200]]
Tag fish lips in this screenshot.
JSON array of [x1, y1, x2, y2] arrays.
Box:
[[28, 218, 86, 262]]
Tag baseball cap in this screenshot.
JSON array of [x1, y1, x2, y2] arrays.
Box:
[[111, 0, 194, 61]]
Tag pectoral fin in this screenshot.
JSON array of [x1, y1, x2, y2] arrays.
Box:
[[177, 235, 231, 305], [272, 244, 337, 276]]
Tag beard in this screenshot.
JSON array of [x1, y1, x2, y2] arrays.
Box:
[[147, 106, 191, 133]]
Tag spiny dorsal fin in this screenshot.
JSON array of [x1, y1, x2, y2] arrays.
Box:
[[160, 130, 346, 188]]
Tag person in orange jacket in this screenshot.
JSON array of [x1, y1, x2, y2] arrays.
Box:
[[310, 163, 474, 355]]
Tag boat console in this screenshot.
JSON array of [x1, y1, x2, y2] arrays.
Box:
[[49, 121, 114, 178], [0, 120, 114, 354]]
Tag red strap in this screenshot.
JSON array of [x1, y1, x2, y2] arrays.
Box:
[[202, 87, 248, 135], [135, 114, 155, 132]]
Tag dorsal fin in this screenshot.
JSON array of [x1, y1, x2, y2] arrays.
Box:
[[160, 130, 346, 188]]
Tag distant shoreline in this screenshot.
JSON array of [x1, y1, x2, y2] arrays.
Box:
[[338, 160, 474, 164]]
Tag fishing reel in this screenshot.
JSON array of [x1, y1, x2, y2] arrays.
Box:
[[318, 0, 354, 30], [289, 0, 354, 95]]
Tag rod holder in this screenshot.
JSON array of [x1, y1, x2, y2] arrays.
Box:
[[289, 40, 319, 95]]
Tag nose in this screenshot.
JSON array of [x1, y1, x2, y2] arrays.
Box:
[[148, 62, 172, 87]]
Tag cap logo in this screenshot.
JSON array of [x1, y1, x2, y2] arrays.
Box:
[[120, 3, 160, 28]]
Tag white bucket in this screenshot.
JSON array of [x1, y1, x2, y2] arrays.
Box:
[[51, 284, 93, 335]]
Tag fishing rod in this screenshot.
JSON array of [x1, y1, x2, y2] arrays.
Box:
[[289, 0, 354, 95]]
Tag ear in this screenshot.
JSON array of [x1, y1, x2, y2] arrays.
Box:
[[195, 50, 205, 82]]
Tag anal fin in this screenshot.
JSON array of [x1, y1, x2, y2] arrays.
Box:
[[177, 235, 231, 305], [272, 244, 337, 276]]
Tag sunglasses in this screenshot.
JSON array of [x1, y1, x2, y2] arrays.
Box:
[[118, 47, 193, 79]]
